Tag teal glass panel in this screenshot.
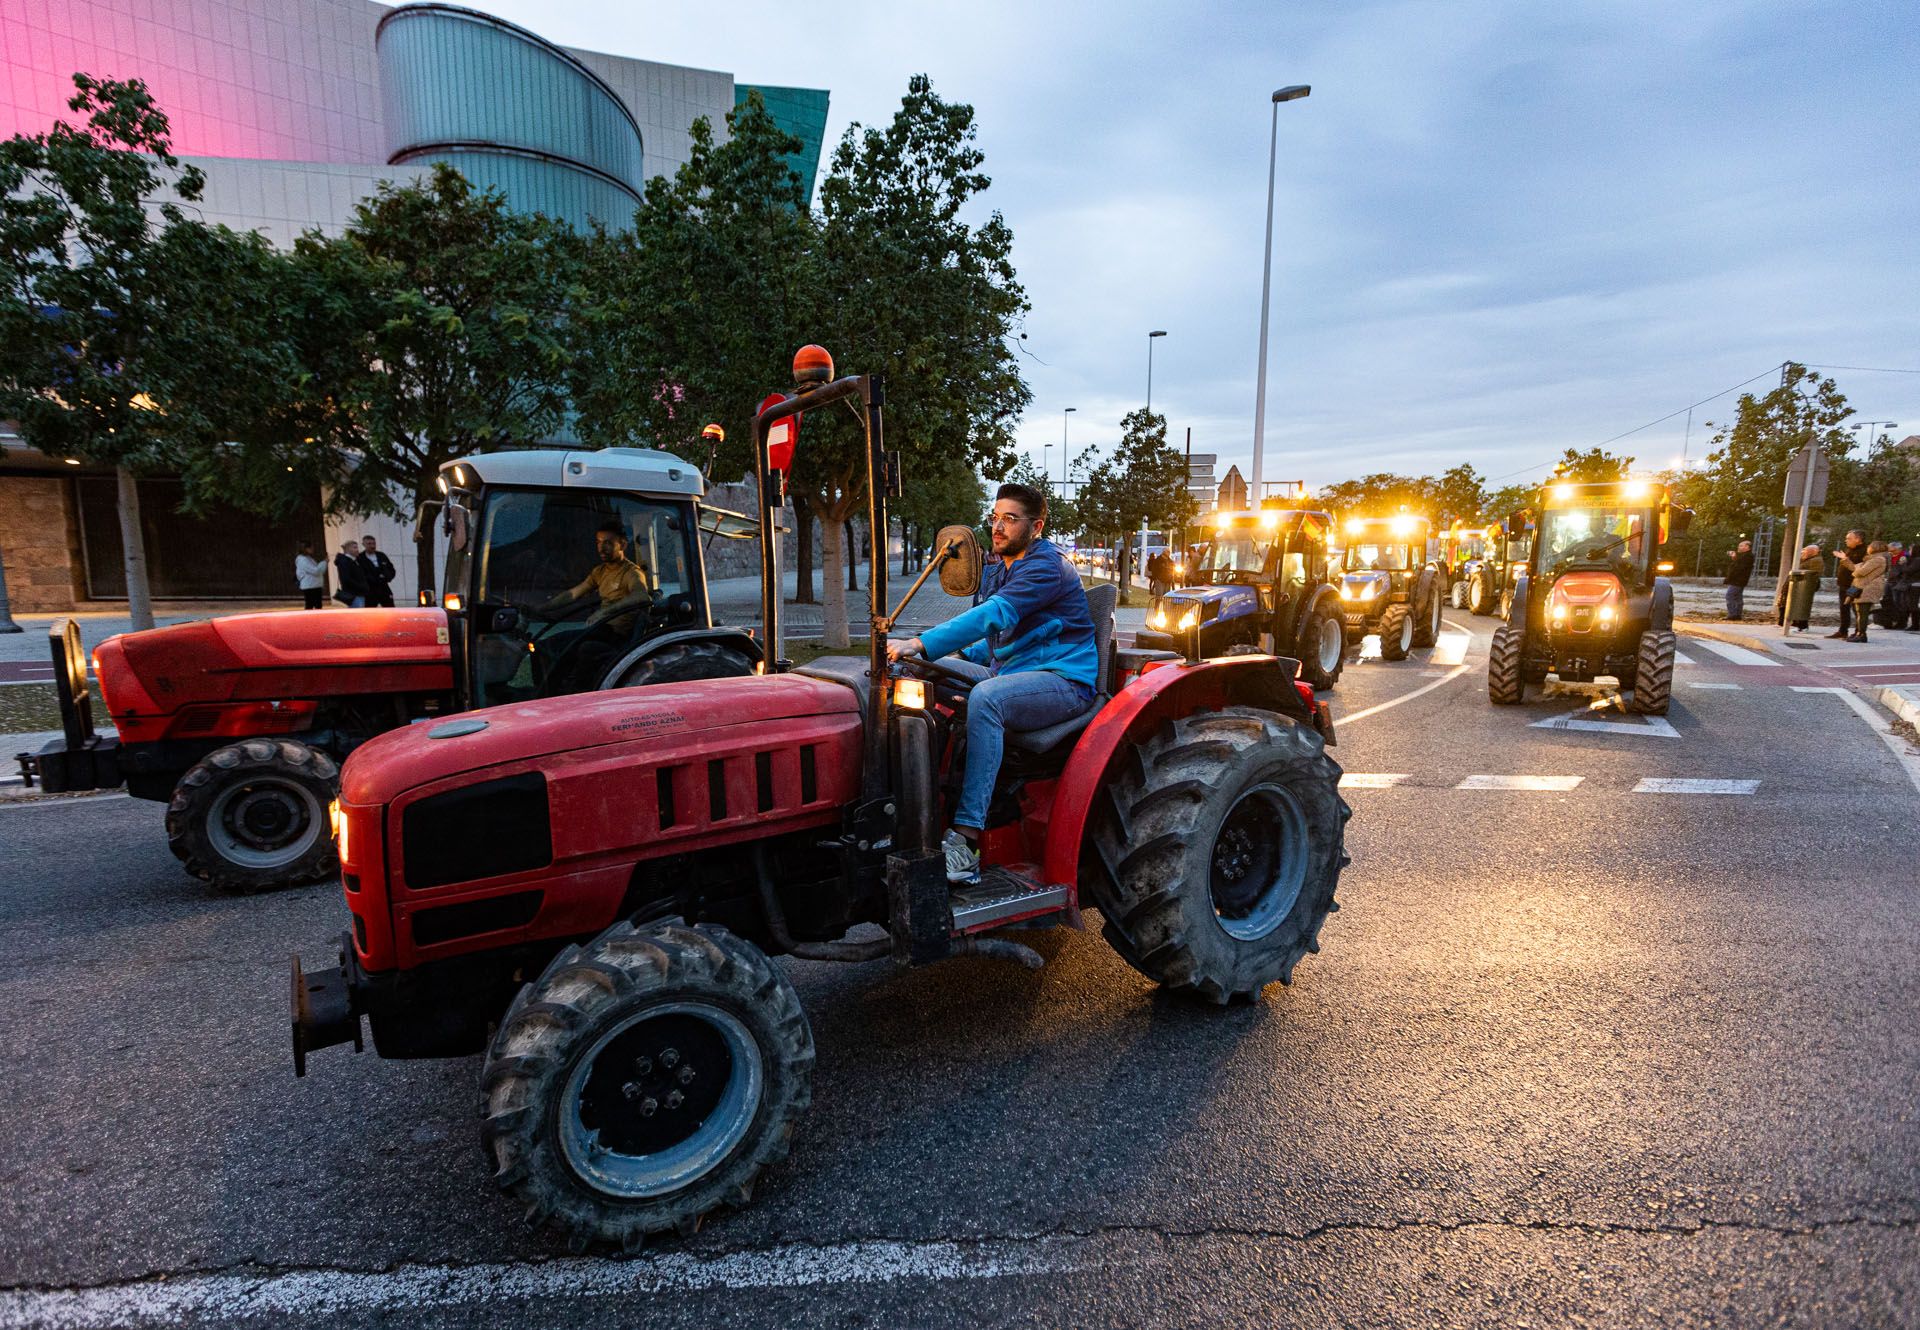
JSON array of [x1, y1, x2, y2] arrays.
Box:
[[394, 147, 639, 232], [736, 84, 829, 207]]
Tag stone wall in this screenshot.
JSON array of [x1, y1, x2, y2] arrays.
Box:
[[0, 476, 81, 612]]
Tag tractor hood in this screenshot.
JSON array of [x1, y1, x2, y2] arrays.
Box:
[[1162, 585, 1236, 607], [1340, 572, 1392, 599], [339, 673, 861, 806], [95, 608, 455, 741]]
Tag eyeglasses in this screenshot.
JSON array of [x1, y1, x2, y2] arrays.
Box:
[[987, 512, 1032, 528]]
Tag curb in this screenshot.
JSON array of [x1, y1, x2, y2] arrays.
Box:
[[1674, 621, 1781, 657], [1678, 622, 1919, 727], [1880, 687, 1920, 730]]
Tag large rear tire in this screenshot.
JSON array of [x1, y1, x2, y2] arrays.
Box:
[[1625, 629, 1676, 715], [603, 640, 756, 690], [1379, 604, 1414, 661], [166, 739, 339, 892], [1088, 707, 1349, 1003], [1297, 602, 1345, 692], [1488, 625, 1526, 705], [1411, 577, 1442, 648], [481, 922, 813, 1252]]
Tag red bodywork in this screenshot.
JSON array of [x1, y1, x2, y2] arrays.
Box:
[[95, 609, 454, 745], [337, 675, 862, 973]]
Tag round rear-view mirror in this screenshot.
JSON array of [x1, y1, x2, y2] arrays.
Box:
[[934, 524, 983, 598]]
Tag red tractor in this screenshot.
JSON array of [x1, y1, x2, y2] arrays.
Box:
[[17, 448, 761, 890], [290, 349, 1352, 1250]]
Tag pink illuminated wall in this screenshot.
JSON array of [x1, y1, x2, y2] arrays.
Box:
[[1, 0, 390, 163]]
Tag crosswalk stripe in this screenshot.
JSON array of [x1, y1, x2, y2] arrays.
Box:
[[1632, 777, 1759, 795], [1689, 638, 1780, 668], [1674, 651, 1695, 665], [1338, 773, 1410, 788], [1455, 774, 1583, 791], [1686, 681, 1741, 690]]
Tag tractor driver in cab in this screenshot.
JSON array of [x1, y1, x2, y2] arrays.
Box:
[[542, 520, 654, 689], [887, 482, 1099, 885]]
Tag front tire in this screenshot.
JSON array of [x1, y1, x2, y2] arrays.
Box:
[[604, 641, 757, 690], [1087, 707, 1348, 1003], [1297, 602, 1345, 692], [166, 739, 338, 892], [1411, 578, 1442, 648], [1488, 625, 1526, 705], [481, 922, 813, 1251], [1450, 579, 1468, 610], [1379, 604, 1414, 660], [1625, 629, 1676, 715], [1469, 572, 1496, 616]]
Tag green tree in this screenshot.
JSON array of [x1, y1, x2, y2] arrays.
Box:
[[294, 164, 581, 598], [1072, 409, 1191, 604], [797, 75, 1031, 646], [1433, 462, 1486, 521], [1551, 446, 1632, 483], [0, 75, 212, 629], [895, 454, 988, 573], [1315, 473, 1439, 520], [1693, 364, 1857, 533]]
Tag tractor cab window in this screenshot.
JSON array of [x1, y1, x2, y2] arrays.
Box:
[[470, 489, 698, 709], [1345, 542, 1409, 572], [1541, 507, 1654, 576], [1200, 536, 1271, 579]]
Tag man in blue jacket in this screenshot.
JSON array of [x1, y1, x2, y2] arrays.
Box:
[[888, 483, 1099, 883]]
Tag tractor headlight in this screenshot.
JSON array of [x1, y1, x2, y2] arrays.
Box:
[[1339, 583, 1354, 600], [1177, 608, 1200, 631], [893, 677, 927, 710], [1598, 605, 1615, 624], [330, 799, 349, 863], [1550, 605, 1567, 623], [1150, 609, 1168, 629]]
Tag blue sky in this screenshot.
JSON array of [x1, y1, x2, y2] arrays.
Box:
[[485, 0, 1919, 496]]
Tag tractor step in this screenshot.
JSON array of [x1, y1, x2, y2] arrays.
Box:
[[950, 866, 1070, 933]]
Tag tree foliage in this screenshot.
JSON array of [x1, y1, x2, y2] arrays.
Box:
[[1551, 446, 1633, 483], [1075, 409, 1192, 602]]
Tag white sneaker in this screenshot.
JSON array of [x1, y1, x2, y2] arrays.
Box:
[[942, 830, 980, 885]]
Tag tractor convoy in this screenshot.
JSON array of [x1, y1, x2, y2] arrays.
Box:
[[1337, 514, 1447, 661], [283, 349, 1351, 1249], [18, 449, 762, 890]]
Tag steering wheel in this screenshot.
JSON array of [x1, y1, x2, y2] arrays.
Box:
[[894, 655, 979, 691]]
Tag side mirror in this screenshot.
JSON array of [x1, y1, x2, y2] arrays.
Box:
[[483, 604, 518, 634], [445, 502, 472, 553], [934, 524, 983, 598], [667, 593, 695, 624], [1667, 506, 1693, 538]]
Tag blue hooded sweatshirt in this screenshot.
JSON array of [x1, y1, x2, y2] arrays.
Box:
[[918, 537, 1099, 690]]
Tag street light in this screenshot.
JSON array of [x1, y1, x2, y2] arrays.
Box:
[[1146, 330, 1167, 411], [1062, 407, 1075, 489], [1250, 83, 1310, 499], [1851, 420, 1899, 451]]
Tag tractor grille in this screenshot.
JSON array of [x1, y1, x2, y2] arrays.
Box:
[[401, 772, 552, 889]]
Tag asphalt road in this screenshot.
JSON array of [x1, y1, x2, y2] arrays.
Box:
[[2, 617, 1917, 1328]]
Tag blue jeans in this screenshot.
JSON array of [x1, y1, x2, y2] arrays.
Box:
[[951, 667, 1092, 832], [1725, 585, 1744, 618]]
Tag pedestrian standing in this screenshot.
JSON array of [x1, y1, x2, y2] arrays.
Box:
[[1723, 539, 1754, 619], [1827, 529, 1869, 639], [333, 540, 368, 607], [357, 535, 397, 608], [1840, 540, 1888, 643], [1902, 539, 1920, 632], [1884, 541, 1911, 630], [1785, 544, 1822, 633], [295, 540, 326, 610]]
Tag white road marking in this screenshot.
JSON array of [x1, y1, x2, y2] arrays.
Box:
[[1687, 682, 1741, 690], [0, 1237, 1085, 1329], [1338, 773, 1410, 788], [1633, 778, 1760, 795], [1337, 664, 1473, 727], [1441, 617, 1479, 637], [1455, 774, 1584, 791], [0, 792, 128, 812], [1530, 706, 1681, 738], [1791, 686, 1920, 795], [1688, 638, 1780, 668], [1429, 630, 1470, 666], [1674, 652, 1695, 665]]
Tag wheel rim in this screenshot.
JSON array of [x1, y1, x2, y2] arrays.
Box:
[[1398, 613, 1414, 653], [560, 1000, 764, 1200], [1208, 782, 1311, 941], [1431, 596, 1442, 637], [1317, 617, 1343, 674], [205, 778, 324, 870]]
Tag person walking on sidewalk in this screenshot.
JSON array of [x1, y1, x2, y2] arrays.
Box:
[[295, 541, 326, 610], [1723, 540, 1754, 619], [1828, 530, 1869, 639], [1841, 540, 1888, 643], [1785, 544, 1822, 633]]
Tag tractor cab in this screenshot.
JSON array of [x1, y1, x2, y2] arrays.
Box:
[[1440, 520, 1507, 616], [1134, 509, 1345, 689], [1337, 515, 1446, 660], [433, 449, 759, 710], [1488, 478, 1692, 710]]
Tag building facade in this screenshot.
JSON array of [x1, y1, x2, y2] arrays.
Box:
[[0, 0, 829, 610]]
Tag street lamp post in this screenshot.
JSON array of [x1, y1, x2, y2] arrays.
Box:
[[1250, 83, 1310, 499], [1851, 419, 1899, 452], [1146, 330, 1167, 411], [1062, 406, 1075, 490]]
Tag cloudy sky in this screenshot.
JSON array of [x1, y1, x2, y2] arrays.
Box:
[[486, 0, 1917, 496]]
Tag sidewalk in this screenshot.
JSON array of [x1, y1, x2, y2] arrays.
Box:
[[1678, 615, 1920, 728]]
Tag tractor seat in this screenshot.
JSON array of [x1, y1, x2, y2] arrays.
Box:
[[1006, 581, 1117, 756]]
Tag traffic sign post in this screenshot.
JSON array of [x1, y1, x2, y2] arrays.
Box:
[[1777, 444, 1827, 637]]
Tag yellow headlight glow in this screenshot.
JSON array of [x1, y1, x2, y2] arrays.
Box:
[[1550, 483, 1575, 502], [1620, 480, 1651, 501], [1150, 610, 1168, 629], [1346, 518, 1368, 536], [1389, 514, 1418, 538], [1177, 609, 1200, 631], [330, 799, 349, 863], [894, 677, 927, 710]]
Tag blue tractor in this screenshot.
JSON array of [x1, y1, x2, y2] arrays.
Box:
[[1134, 509, 1346, 690], [1338, 515, 1448, 661]]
